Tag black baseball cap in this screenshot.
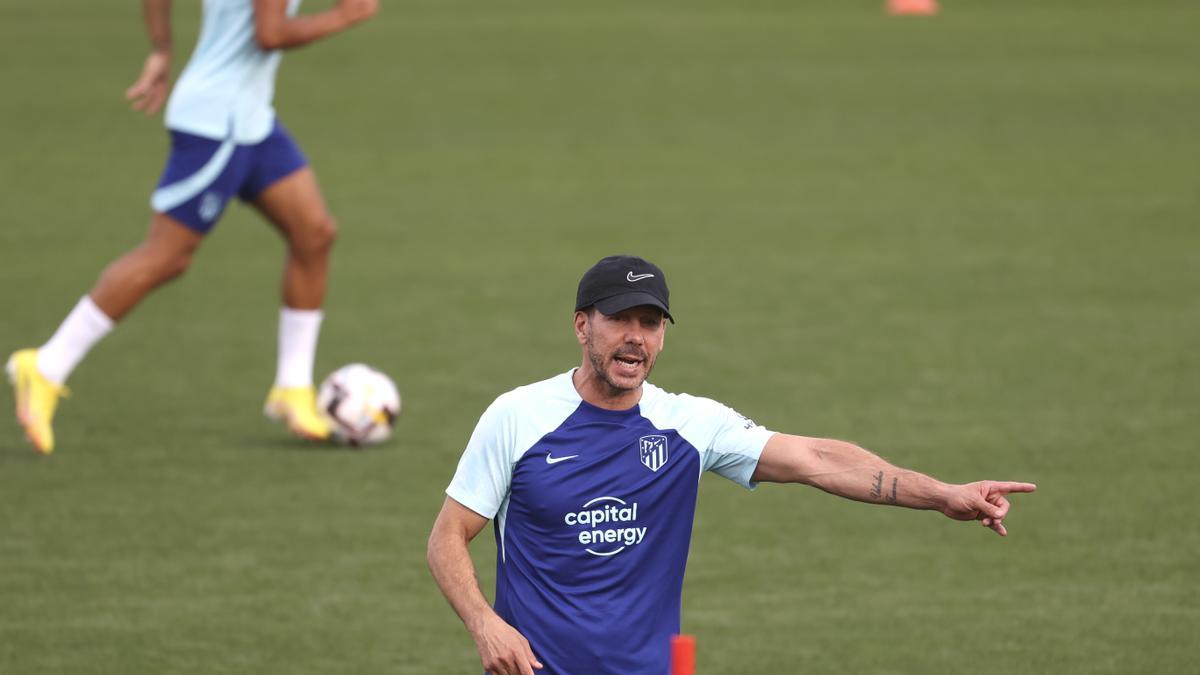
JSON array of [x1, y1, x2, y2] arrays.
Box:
[[575, 255, 673, 323]]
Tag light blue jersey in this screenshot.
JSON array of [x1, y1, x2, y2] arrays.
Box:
[[447, 370, 775, 674], [165, 0, 302, 144]]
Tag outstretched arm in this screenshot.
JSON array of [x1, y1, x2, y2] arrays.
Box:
[[427, 497, 543, 675], [125, 0, 173, 115], [752, 433, 1036, 536], [253, 0, 378, 51]]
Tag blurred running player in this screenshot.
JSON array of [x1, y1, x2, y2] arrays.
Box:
[[6, 0, 378, 453]]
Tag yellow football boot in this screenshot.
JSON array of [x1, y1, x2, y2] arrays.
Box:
[[6, 349, 67, 455], [263, 385, 331, 441]]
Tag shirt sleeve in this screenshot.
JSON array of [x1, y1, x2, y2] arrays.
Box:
[[445, 395, 517, 519], [700, 400, 776, 490]]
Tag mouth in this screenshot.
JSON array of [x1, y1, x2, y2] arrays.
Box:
[[611, 352, 646, 376]]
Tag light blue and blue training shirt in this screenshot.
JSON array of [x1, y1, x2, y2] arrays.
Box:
[[447, 370, 775, 675], [165, 0, 302, 144]]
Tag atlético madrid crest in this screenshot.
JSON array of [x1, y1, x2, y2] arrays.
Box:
[[639, 435, 668, 472]]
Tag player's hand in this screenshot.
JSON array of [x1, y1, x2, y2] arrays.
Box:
[[940, 480, 1036, 536], [469, 613, 544, 675], [125, 50, 171, 116], [336, 0, 379, 26]]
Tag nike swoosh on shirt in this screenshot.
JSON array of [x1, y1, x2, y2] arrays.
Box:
[[546, 453, 579, 464], [626, 272, 655, 282]]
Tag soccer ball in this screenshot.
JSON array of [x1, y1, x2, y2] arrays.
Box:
[[317, 364, 401, 446]]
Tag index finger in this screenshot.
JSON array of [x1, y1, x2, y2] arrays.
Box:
[[990, 481, 1037, 494]]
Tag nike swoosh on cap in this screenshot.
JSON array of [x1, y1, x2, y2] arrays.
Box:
[[626, 272, 654, 282]]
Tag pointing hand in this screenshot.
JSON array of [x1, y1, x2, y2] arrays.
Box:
[[941, 480, 1037, 536]]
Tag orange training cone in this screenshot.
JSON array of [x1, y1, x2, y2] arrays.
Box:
[[888, 0, 940, 15], [671, 634, 696, 675]]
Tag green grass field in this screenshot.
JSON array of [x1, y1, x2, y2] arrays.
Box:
[[2, 0, 1198, 672]]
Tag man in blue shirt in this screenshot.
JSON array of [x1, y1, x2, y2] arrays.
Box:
[[427, 255, 1036, 675]]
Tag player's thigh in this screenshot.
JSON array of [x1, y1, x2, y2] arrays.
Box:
[[252, 166, 335, 245], [241, 122, 334, 245], [115, 213, 206, 282], [143, 212, 205, 259]]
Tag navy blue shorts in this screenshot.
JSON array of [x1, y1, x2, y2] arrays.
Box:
[[150, 121, 308, 234]]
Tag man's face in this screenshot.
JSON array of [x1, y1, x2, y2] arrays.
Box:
[[577, 305, 667, 393]]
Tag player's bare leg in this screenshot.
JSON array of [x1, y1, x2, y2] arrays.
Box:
[[90, 213, 205, 320], [7, 213, 202, 454], [255, 167, 336, 310], [254, 167, 336, 440]]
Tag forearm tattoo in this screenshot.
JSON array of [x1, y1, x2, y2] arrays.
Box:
[[870, 471, 900, 503]]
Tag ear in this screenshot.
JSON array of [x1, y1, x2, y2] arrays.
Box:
[[573, 311, 589, 345]]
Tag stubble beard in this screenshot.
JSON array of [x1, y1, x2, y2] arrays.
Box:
[[584, 330, 654, 394]]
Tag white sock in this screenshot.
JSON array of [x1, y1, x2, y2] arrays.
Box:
[[37, 295, 115, 386], [275, 307, 323, 388]]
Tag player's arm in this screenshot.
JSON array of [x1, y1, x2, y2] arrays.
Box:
[[427, 497, 544, 675], [253, 0, 378, 51], [752, 433, 1036, 535], [125, 0, 173, 115]]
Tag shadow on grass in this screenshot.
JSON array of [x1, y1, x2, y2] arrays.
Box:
[[0, 444, 52, 463], [241, 434, 403, 454]]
